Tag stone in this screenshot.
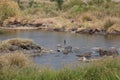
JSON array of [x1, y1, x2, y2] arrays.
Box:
[[76, 52, 92, 59], [95, 47, 119, 57]]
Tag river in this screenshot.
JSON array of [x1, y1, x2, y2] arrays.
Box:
[[0, 30, 120, 69]]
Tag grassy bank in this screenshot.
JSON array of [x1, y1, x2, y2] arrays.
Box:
[[0, 0, 120, 33], [0, 52, 120, 80]]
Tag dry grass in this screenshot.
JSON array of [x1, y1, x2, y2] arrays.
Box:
[[0, 54, 120, 80], [0, 0, 20, 22], [74, 10, 120, 32], [5, 38, 33, 46], [102, 17, 119, 30], [52, 17, 75, 28], [81, 12, 96, 22], [0, 0, 120, 34], [107, 24, 120, 33], [0, 38, 36, 53], [0, 51, 30, 69]]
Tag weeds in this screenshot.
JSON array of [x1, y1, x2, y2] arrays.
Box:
[[0, 53, 119, 80]]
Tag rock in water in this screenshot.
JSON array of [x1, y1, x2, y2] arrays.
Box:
[[0, 38, 42, 55]]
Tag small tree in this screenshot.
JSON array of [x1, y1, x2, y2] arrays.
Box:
[[56, 0, 64, 10]]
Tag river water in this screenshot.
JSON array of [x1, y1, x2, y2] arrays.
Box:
[[0, 30, 120, 69]]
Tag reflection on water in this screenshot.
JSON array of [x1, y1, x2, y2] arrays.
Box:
[[0, 30, 120, 69]]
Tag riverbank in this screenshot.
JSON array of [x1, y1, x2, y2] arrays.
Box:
[[0, 15, 120, 35], [0, 52, 120, 80], [0, 0, 120, 35]]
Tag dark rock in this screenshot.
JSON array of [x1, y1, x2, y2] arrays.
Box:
[[96, 47, 119, 57], [64, 46, 72, 52], [62, 49, 69, 54], [76, 52, 92, 59], [56, 45, 73, 54], [9, 45, 19, 51], [53, 27, 65, 32], [107, 47, 119, 56], [70, 27, 77, 32]]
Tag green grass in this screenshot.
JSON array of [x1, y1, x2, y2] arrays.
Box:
[[0, 52, 120, 80], [0, 29, 5, 34], [0, 29, 12, 34], [0, 0, 120, 18]]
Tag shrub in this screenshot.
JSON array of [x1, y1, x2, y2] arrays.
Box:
[[29, 0, 35, 8], [107, 23, 120, 33], [82, 13, 93, 21], [0, 52, 30, 69], [0, 0, 20, 24], [55, 0, 64, 10], [0, 38, 41, 53], [104, 19, 114, 30], [88, 0, 105, 5], [63, 0, 84, 11], [103, 17, 118, 30]]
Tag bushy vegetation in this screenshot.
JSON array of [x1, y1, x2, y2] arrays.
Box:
[[0, 0, 20, 24], [0, 38, 41, 53], [0, 52, 120, 80], [0, 0, 120, 79], [0, 0, 120, 19], [0, 52, 30, 68], [55, 0, 64, 10], [0, 38, 33, 51]]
